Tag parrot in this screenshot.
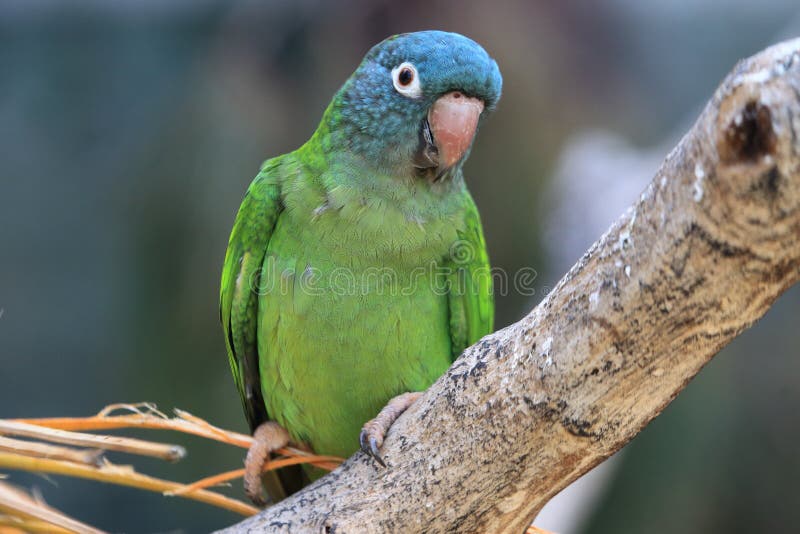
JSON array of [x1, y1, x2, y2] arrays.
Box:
[[220, 30, 502, 504]]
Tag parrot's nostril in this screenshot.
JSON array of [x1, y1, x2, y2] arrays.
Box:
[[453, 92, 462, 99]]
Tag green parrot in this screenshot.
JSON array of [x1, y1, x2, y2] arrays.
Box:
[[220, 30, 502, 504]]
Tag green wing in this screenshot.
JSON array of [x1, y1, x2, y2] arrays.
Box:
[[447, 192, 494, 357], [220, 159, 283, 432]]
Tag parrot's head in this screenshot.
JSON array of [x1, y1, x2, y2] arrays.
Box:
[[324, 30, 502, 182]]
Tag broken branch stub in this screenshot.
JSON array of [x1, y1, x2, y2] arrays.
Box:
[[221, 39, 800, 533]]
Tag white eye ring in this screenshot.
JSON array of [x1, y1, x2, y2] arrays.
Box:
[[391, 62, 422, 98]]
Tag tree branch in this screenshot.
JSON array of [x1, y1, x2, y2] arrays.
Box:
[[221, 39, 800, 533]]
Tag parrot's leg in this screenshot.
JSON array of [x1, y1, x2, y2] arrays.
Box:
[[244, 421, 290, 506], [359, 391, 422, 467]]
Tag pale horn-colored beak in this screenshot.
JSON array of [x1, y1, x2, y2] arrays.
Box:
[[428, 91, 485, 169]]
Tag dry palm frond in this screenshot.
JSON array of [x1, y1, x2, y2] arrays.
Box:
[[0, 436, 103, 467], [0, 481, 104, 534], [15, 403, 340, 470], [0, 403, 344, 532], [0, 420, 183, 462]]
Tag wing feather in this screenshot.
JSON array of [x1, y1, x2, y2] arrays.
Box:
[[220, 159, 283, 432], [447, 192, 494, 357]]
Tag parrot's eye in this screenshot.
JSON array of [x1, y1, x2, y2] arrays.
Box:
[[391, 62, 422, 98], [398, 67, 414, 85]]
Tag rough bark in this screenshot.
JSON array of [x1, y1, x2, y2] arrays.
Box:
[[221, 39, 800, 533]]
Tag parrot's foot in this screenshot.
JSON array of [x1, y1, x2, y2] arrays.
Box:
[[359, 391, 422, 467], [244, 421, 290, 506]]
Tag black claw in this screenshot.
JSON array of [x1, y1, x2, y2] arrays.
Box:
[[369, 437, 386, 468], [248, 493, 267, 508], [359, 429, 386, 467]]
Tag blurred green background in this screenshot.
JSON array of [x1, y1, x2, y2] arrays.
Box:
[[1, 1, 798, 532]]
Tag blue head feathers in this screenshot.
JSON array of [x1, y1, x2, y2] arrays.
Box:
[[320, 31, 503, 179]]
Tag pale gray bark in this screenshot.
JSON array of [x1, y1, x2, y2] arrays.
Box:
[[221, 39, 800, 533]]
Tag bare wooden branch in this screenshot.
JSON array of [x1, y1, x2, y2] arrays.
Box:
[[221, 39, 800, 533]]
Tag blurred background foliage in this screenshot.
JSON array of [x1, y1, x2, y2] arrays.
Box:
[[1, 1, 798, 532]]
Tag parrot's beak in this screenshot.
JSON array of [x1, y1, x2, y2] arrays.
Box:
[[414, 92, 484, 180], [428, 92, 484, 170]]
